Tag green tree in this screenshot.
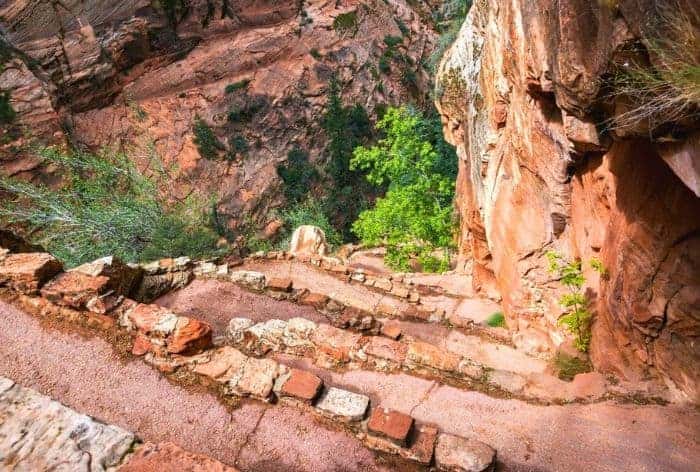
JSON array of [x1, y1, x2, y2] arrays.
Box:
[[320, 78, 376, 241], [0, 147, 222, 267], [350, 106, 457, 272]]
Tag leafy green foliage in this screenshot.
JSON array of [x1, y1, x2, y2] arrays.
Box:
[[276, 146, 319, 204], [546, 251, 595, 352], [321, 79, 377, 241], [333, 11, 358, 34], [0, 91, 16, 124], [395, 18, 410, 37], [227, 96, 266, 123], [225, 80, 250, 94], [378, 55, 391, 74], [486, 312, 506, 328], [351, 106, 457, 272], [0, 147, 222, 267], [310, 48, 322, 59], [383, 35, 403, 48], [193, 116, 224, 160], [554, 352, 592, 381], [279, 198, 342, 249]]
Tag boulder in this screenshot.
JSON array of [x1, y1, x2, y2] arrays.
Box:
[[435, 434, 496, 472], [71, 256, 143, 297], [0, 253, 63, 294], [289, 225, 329, 256]]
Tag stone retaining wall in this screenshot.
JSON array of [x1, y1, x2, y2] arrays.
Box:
[[0, 249, 497, 471]]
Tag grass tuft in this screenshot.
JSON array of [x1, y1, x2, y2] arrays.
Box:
[[554, 352, 592, 381], [485, 311, 506, 328]]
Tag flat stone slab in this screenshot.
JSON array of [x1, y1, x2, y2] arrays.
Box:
[[367, 407, 414, 446], [0, 376, 136, 470], [314, 387, 369, 422], [435, 433, 496, 472], [277, 368, 323, 402]]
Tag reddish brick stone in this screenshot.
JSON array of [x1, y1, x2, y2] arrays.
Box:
[[402, 304, 433, 321], [41, 271, 110, 309], [407, 341, 461, 372], [279, 369, 323, 403], [0, 253, 63, 294], [167, 317, 212, 354], [367, 408, 414, 446], [299, 292, 329, 309], [311, 324, 362, 363], [193, 346, 247, 382], [365, 336, 407, 363], [120, 442, 238, 472], [267, 277, 293, 291], [380, 322, 402, 340], [279, 368, 323, 402], [400, 424, 438, 465], [132, 334, 152, 356]]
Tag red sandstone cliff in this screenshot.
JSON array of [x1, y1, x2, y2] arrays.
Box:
[[0, 0, 437, 227], [436, 0, 699, 402]]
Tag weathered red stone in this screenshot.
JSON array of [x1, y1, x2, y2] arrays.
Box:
[[380, 322, 402, 340], [311, 324, 362, 363], [299, 292, 329, 309], [407, 341, 461, 372], [267, 277, 293, 292], [167, 317, 213, 354], [400, 425, 438, 465], [127, 304, 172, 334], [279, 368, 323, 402], [365, 336, 408, 363], [40, 271, 110, 309], [120, 442, 238, 471], [132, 334, 152, 356], [0, 253, 63, 294], [367, 408, 414, 446]]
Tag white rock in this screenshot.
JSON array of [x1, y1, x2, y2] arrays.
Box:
[[314, 387, 369, 422], [229, 270, 266, 291], [289, 225, 329, 256], [227, 318, 255, 344], [435, 434, 496, 472]]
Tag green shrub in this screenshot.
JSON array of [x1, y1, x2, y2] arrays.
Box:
[[228, 135, 249, 157], [486, 312, 506, 328], [350, 106, 457, 273], [0, 147, 222, 267], [310, 48, 322, 59], [383, 35, 403, 48], [395, 18, 410, 37], [0, 91, 16, 124], [333, 11, 358, 34], [227, 96, 266, 123], [160, 0, 189, 27], [279, 198, 343, 249], [276, 146, 319, 203], [428, 0, 471, 73], [608, 4, 700, 132], [546, 252, 607, 352], [225, 80, 250, 94], [554, 352, 592, 381], [378, 55, 391, 74], [193, 116, 224, 160]]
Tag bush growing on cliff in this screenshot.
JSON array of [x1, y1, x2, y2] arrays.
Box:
[[0, 147, 222, 267], [546, 252, 609, 352], [609, 4, 700, 131], [0, 91, 15, 124], [276, 146, 319, 203], [193, 116, 224, 160], [351, 106, 457, 272], [427, 0, 471, 73]]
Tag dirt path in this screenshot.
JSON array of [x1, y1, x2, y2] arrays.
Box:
[[156, 278, 326, 336], [0, 300, 392, 472], [274, 355, 700, 472]]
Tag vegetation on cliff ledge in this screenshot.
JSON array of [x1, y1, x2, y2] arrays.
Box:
[[351, 106, 457, 272], [0, 147, 222, 267]]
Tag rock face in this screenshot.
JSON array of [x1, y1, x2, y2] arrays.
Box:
[[436, 0, 700, 401], [0, 0, 437, 229], [290, 225, 329, 256]]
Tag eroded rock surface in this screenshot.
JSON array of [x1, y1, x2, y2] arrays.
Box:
[[436, 0, 700, 401]]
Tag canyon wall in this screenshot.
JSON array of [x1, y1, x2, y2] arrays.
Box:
[[436, 0, 699, 402], [0, 0, 436, 229]]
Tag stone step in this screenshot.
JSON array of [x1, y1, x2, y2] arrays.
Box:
[[0, 376, 237, 471]]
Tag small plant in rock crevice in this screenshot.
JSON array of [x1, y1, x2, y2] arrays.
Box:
[[193, 116, 224, 160], [546, 252, 606, 352], [486, 311, 506, 328], [553, 352, 592, 381]]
